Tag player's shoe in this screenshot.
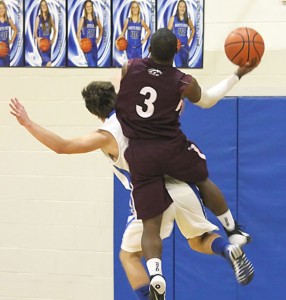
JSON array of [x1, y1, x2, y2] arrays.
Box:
[[225, 222, 252, 246], [148, 275, 166, 300], [224, 244, 254, 285]]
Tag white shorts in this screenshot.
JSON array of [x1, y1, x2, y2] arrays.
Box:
[[120, 179, 218, 253]]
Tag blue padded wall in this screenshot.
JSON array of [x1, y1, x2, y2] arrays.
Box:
[[176, 98, 238, 300], [114, 96, 286, 300], [237, 97, 286, 300]]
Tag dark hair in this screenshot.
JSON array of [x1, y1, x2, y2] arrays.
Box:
[[81, 81, 116, 119], [150, 28, 177, 61]]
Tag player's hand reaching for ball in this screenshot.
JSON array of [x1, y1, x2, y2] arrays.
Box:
[[235, 59, 258, 79], [9, 98, 31, 127]]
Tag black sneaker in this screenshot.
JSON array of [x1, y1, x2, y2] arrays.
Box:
[[224, 244, 254, 285], [148, 275, 166, 300], [225, 222, 252, 246]]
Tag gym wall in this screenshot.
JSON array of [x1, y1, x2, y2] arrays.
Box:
[[1, 0, 286, 299]]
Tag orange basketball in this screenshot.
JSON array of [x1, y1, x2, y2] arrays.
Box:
[[177, 38, 181, 50], [80, 38, 92, 53], [39, 38, 51, 52], [0, 42, 9, 58], [116, 37, 128, 51], [224, 27, 265, 66]]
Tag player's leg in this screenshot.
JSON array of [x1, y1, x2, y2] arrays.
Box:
[[120, 204, 175, 300], [188, 233, 254, 285], [196, 178, 251, 245], [119, 250, 149, 300], [142, 214, 166, 300]]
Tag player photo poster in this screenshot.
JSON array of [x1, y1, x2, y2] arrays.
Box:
[[25, 0, 66, 67], [112, 0, 156, 67], [0, 0, 24, 67], [68, 0, 111, 67], [157, 0, 204, 68]]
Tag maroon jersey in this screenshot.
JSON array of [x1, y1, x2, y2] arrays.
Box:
[[116, 58, 192, 139]]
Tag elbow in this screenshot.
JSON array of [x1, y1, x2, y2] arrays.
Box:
[[54, 145, 68, 154]]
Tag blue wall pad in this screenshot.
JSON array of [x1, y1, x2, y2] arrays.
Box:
[[238, 97, 286, 300], [175, 98, 238, 300]]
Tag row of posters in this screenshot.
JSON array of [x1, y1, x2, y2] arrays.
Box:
[[0, 0, 204, 68]]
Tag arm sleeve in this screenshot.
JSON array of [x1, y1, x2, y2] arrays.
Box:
[[194, 74, 240, 108]]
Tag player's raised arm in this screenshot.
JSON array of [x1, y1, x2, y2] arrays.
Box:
[[181, 62, 258, 109], [9, 98, 109, 154]]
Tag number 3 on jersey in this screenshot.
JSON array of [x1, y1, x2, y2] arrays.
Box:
[[136, 86, 157, 118]]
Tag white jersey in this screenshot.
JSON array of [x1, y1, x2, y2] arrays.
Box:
[[100, 110, 218, 252], [99, 111, 131, 190]]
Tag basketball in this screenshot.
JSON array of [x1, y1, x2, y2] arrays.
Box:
[[80, 38, 92, 53], [224, 27, 265, 66], [177, 38, 181, 50], [39, 38, 51, 52], [116, 37, 128, 51], [0, 42, 9, 58]]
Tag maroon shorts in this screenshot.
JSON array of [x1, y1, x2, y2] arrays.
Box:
[[125, 132, 208, 220]]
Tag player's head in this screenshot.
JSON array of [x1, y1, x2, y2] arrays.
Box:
[[130, 1, 140, 18], [40, 0, 49, 15], [83, 0, 94, 16], [149, 28, 177, 64], [176, 0, 188, 23], [0, 1, 8, 20], [82, 81, 116, 120]]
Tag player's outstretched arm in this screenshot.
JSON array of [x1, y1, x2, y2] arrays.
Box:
[[183, 61, 258, 109], [9, 98, 109, 154]]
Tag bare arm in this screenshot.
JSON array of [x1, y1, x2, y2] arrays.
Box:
[[9, 98, 111, 155], [8, 18, 17, 45], [96, 18, 103, 44], [167, 16, 174, 30], [187, 18, 195, 44], [50, 17, 57, 45], [34, 16, 40, 46], [141, 20, 150, 44], [77, 18, 84, 44], [116, 19, 128, 41]]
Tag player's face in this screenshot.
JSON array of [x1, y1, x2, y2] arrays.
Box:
[[0, 4, 6, 16], [131, 3, 139, 15], [85, 2, 93, 14], [178, 2, 186, 15], [41, 2, 48, 13]]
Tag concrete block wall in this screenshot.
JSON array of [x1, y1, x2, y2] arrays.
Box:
[[0, 0, 286, 299]]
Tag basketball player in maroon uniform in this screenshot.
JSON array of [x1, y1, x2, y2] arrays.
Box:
[[116, 28, 258, 299]]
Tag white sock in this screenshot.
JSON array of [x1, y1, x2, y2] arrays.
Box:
[[146, 258, 162, 276], [217, 209, 235, 231]]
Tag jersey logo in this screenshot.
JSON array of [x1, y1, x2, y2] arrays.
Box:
[[148, 68, 163, 77]]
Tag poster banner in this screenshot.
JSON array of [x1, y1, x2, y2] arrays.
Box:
[[157, 0, 204, 68], [0, 0, 24, 67], [68, 0, 111, 67], [112, 0, 156, 67], [25, 0, 66, 67]]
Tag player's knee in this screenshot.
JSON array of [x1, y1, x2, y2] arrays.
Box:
[[188, 236, 203, 252], [119, 249, 142, 266]]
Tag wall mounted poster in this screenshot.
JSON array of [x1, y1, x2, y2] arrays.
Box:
[[112, 0, 156, 67], [0, 0, 24, 67], [25, 0, 66, 67], [68, 0, 111, 67], [157, 0, 204, 68]]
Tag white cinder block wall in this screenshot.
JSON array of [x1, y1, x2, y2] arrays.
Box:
[[0, 0, 286, 299]]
